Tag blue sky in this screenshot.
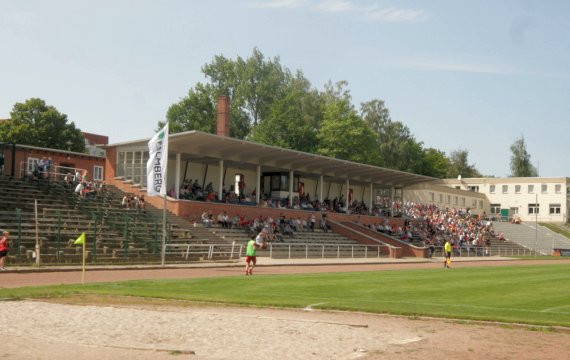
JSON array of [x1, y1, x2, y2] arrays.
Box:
[[1, 0, 568, 178]]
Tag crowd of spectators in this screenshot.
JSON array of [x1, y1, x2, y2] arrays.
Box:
[[121, 193, 146, 211], [399, 202, 497, 255], [199, 210, 331, 243]]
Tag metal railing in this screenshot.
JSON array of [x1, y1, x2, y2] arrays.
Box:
[[260, 242, 390, 259], [165, 242, 240, 260], [431, 246, 541, 257]]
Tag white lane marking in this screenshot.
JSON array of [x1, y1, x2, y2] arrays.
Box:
[[389, 336, 424, 345], [304, 302, 328, 311]]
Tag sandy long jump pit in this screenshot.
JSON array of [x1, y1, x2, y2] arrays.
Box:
[[0, 297, 568, 360]]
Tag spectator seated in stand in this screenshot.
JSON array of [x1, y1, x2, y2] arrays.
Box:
[[201, 211, 213, 227]]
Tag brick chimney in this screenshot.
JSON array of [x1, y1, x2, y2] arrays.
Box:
[[216, 96, 230, 137]]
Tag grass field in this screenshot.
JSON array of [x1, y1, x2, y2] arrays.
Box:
[[3, 263, 570, 327]]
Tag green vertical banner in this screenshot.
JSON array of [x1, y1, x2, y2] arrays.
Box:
[[56, 210, 61, 260], [91, 212, 97, 260], [153, 217, 158, 255], [124, 214, 129, 257], [16, 208, 21, 257]]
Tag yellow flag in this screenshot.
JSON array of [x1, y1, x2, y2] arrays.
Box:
[[74, 232, 86, 245]]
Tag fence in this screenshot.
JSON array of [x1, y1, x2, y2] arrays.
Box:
[[165, 242, 241, 261], [431, 246, 540, 258]]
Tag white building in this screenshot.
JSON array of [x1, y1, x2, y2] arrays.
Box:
[[434, 177, 570, 223]]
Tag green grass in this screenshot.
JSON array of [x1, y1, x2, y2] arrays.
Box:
[[2, 263, 569, 327], [540, 223, 570, 239]]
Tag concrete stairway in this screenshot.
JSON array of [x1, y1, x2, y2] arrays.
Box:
[[493, 221, 570, 255]]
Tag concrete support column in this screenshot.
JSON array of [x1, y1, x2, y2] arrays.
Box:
[[369, 183, 374, 215], [289, 170, 294, 207], [256, 165, 261, 204], [174, 153, 181, 199], [218, 160, 224, 201], [319, 175, 324, 204], [390, 186, 395, 217], [345, 179, 350, 212]]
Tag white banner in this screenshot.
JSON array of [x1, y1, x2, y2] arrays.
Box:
[[146, 123, 169, 196]]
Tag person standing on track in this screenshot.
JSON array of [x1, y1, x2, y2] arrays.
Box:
[[244, 235, 258, 275], [444, 238, 452, 269], [0, 230, 9, 271]]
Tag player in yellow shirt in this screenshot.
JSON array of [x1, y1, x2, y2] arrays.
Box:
[[444, 239, 452, 269]]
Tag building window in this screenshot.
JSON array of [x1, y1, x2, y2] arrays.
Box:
[[490, 185, 496, 193], [549, 204, 561, 215], [468, 186, 479, 192], [453, 196, 458, 205], [446, 195, 450, 204], [541, 184, 547, 194], [502, 185, 508, 194], [460, 197, 465, 206], [515, 185, 521, 194], [93, 166, 104, 181], [429, 192, 434, 202], [490, 204, 501, 214], [528, 203, 540, 215], [472, 199, 477, 208], [479, 200, 483, 209], [555, 184, 561, 194], [528, 184, 534, 194], [439, 194, 443, 203], [27, 157, 39, 176], [510, 207, 519, 215]]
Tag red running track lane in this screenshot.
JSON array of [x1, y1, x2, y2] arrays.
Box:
[[0, 259, 568, 289]]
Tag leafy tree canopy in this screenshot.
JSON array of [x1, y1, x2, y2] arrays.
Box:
[[162, 48, 487, 178], [510, 135, 538, 177], [0, 98, 85, 152]]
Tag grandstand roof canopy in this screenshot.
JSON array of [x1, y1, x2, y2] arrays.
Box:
[[107, 131, 435, 188]]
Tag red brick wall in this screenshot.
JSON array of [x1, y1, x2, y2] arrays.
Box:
[[340, 222, 428, 258], [82, 132, 109, 145], [7, 146, 104, 178]]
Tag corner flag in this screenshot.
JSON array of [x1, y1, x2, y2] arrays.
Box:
[[74, 232, 86, 245], [146, 123, 169, 196]]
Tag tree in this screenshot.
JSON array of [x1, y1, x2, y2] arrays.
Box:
[[249, 71, 324, 153], [447, 149, 481, 178], [0, 98, 85, 152], [202, 47, 289, 128], [360, 99, 425, 173], [158, 83, 217, 133], [316, 99, 380, 164], [510, 135, 538, 177], [419, 148, 451, 178]]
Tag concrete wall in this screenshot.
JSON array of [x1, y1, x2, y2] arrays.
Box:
[[438, 178, 569, 223]]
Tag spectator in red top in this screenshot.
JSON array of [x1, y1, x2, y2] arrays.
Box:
[[0, 230, 9, 270]]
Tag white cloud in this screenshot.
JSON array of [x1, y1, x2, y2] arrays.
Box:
[[314, 1, 358, 13], [361, 7, 427, 23], [314, 1, 427, 22], [248, 0, 310, 9], [398, 58, 516, 75], [248, 1, 427, 23]]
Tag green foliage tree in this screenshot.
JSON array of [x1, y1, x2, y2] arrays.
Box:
[[159, 83, 216, 133], [0, 98, 85, 152], [202, 47, 289, 129], [419, 148, 451, 178], [447, 149, 481, 178], [317, 98, 380, 164], [361, 99, 425, 173], [249, 71, 324, 153], [509, 135, 538, 177]]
